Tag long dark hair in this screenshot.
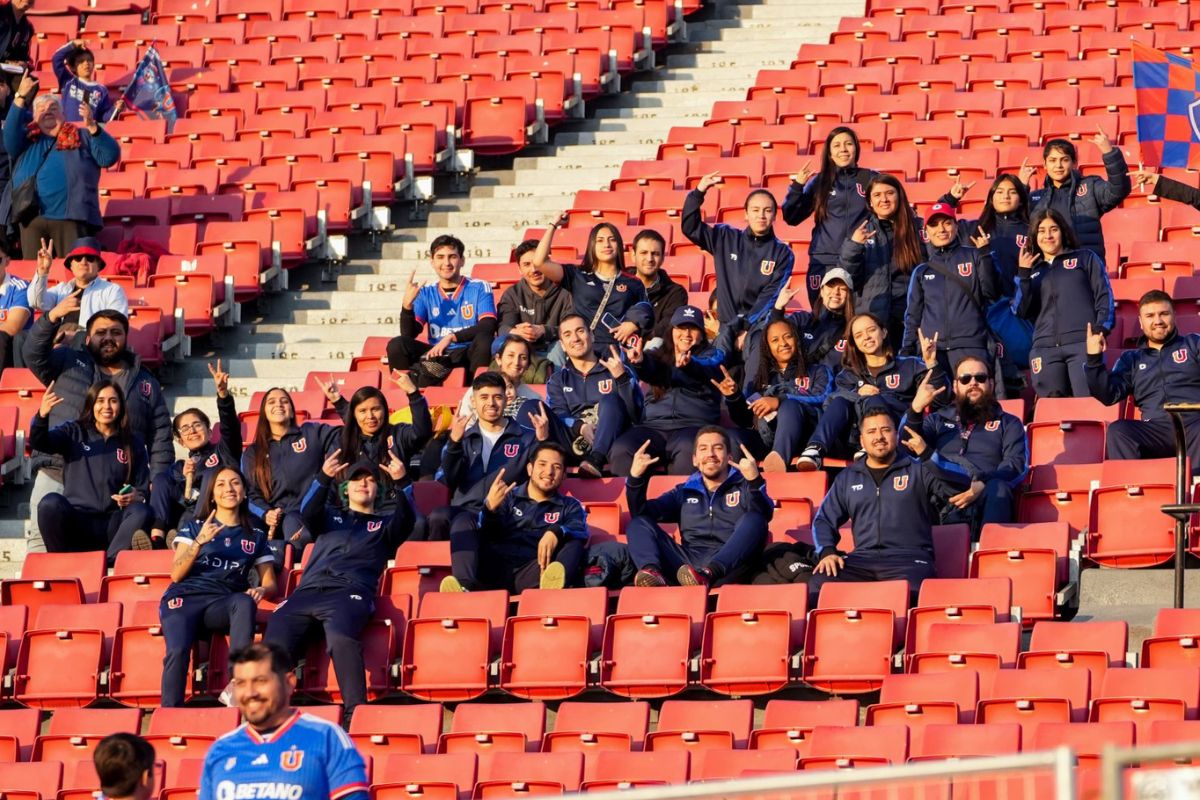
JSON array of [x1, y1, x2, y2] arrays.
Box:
[[812, 282, 856, 321], [79, 379, 135, 484], [251, 387, 295, 502], [648, 325, 710, 400], [580, 222, 626, 273], [977, 174, 1030, 235], [865, 174, 923, 276], [755, 318, 808, 391], [840, 312, 893, 377], [1022, 208, 1079, 258], [341, 386, 390, 471], [812, 125, 861, 225], [196, 466, 257, 534]]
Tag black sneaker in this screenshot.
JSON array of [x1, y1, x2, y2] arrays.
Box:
[[634, 568, 667, 588], [577, 453, 604, 479], [676, 564, 711, 588], [797, 445, 824, 472]]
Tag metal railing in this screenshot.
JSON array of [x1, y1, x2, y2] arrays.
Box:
[[1102, 740, 1200, 799]]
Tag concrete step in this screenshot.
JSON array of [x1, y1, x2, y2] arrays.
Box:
[[1075, 567, 1200, 654]]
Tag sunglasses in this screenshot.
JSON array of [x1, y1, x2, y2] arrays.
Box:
[[957, 373, 990, 385]]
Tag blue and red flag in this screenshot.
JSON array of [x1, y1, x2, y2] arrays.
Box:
[[114, 45, 177, 131], [1133, 41, 1200, 167]]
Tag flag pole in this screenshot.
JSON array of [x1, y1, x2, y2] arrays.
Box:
[[107, 41, 151, 124]]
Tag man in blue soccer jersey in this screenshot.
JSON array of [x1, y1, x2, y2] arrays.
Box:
[[198, 641, 368, 800], [388, 234, 498, 387]]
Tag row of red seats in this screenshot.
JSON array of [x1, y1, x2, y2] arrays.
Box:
[[837, 7, 1198, 41]]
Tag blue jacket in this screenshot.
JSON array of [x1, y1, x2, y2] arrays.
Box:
[[151, 392, 242, 530], [481, 483, 589, 565], [30, 416, 149, 514], [627, 466, 773, 552], [838, 211, 926, 324], [906, 405, 1029, 486], [1029, 149, 1130, 265], [1016, 248, 1114, 347], [52, 43, 114, 123], [5, 103, 120, 227], [782, 166, 877, 273], [558, 264, 653, 350], [634, 345, 726, 430], [832, 356, 946, 422], [959, 213, 1027, 298], [1086, 330, 1200, 422], [296, 473, 414, 596], [681, 189, 794, 330], [546, 359, 642, 433], [439, 417, 539, 511], [812, 454, 970, 560], [779, 307, 848, 370], [902, 241, 1000, 355], [332, 390, 433, 506], [242, 423, 341, 519]]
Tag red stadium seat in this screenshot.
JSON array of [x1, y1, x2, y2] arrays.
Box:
[[543, 701, 650, 755], [599, 586, 707, 698], [375, 753, 476, 800], [1090, 667, 1199, 738], [33, 707, 142, 766], [909, 723, 1021, 761], [908, 621, 1020, 674], [644, 699, 754, 752], [976, 668, 1091, 738], [499, 587, 607, 700], [580, 750, 689, 792], [4, 762, 63, 800], [148, 707, 241, 737], [400, 590, 509, 701], [349, 703, 443, 762], [800, 725, 908, 770], [1018, 620, 1129, 681], [15, 603, 121, 708], [0, 708, 40, 762], [748, 699, 860, 755], [904, 577, 1012, 659], [802, 580, 907, 694], [439, 701, 545, 755], [867, 671, 978, 734], [474, 751, 583, 799], [1141, 609, 1200, 669], [691, 748, 797, 781], [699, 583, 807, 696], [1, 551, 103, 618], [972, 522, 1072, 621]]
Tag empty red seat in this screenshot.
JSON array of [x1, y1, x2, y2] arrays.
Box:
[[474, 751, 583, 799], [1090, 667, 1199, 738], [543, 700, 649, 754], [0, 708, 41, 762], [977, 668, 1091, 739], [690, 748, 797, 781], [33, 707, 142, 766], [802, 580, 908, 694], [748, 699, 860, 754], [645, 699, 754, 752], [1087, 480, 1177, 568], [868, 670, 978, 734], [1141, 609, 1200, 669], [499, 587, 606, 701], [400, 590, 509, 701], [439, 701, 545, 754], [580, 750, 688, 792], [15, 603, 121, 708], [4, 762, 63, 800], [904, 577, 1011, 660], [148, 707, 241, 737], [2, 551, 105, 614], [375, 753, 476, 800], [908, 621, 1020, 674], [599, 586, 707, 698], [1018, 620, 1128, 681], [909, 722, 1021, 761], [349, 703, 443, 763], [800, 725, 909, 770], [972, 522, 1071, 621], [699, 583, 807, 696]]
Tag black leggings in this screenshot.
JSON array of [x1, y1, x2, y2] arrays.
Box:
[[38, 493, 153, 566]]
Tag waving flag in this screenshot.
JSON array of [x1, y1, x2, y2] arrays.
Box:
[[1133, 41, 1200, 167], [115, 46, 177, 131]]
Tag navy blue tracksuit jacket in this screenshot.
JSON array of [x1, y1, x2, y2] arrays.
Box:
[[151, 393, 242, 530], [1029, 148, 1130, 266], [481, 484, 589, 565], [547, 359, 643, 431], [681, 189, 794, 331], [1016, 249, 1115, 347], [908, 406, 1029, 486], [831, 356, 945, 421], [782, 167, 877, 281], [439, 418, 539, 511], [838, 211, 927, 324], [1086, 331, 1200, 422], [626, 466, 773, 552], [30, 416, 149, 513], [559, 264, 654, 349], [242, 423, 341, 520], [634, 345, 727, 429], [958, 213, 1027, 298], [901, 242, 1001, 355]]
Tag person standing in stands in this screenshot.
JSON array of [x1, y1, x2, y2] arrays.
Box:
[[631, 229, 687, 346], [960, 174, 1033, 297], [93, 734, 157, 800], [531, 219, 653, 352], [682, 173, 794, 356], [0, 0, 33, 72], [6, 74, 120, 257], [1086, 290, 1200, 471], [901, 203, 1001, 377], [625, 426, 772, 587], [1016, 209, 1114, 397], [0, 239, 31, 370], [149, 360, 241, 548], [240, 388, 340, 555], [544, 314, 642, 478], [441, 441, 587, 592], [52, 39, 113, 123], [389, 234, 497, 387], [25, 304, 171, 553], [31, 380, 153, 563], [159, 466, 275, 708], [904, 356, 1028, 529], [495, 239, 573, 377], [782, 126, 877, 304], [265, 452, 413, 724], [1027, 129, 1130, 267], [808, 407, 970, 597], [28, 236, 128, 322]]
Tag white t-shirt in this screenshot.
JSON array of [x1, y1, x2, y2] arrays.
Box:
[[479, 427, 503, 465]]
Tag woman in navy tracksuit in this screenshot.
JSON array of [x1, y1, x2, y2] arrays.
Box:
[[798, 313, 946, 471], [609, 305, 737, 476], [240, 388, 340, 554], [158, 466, 275, 707], [31, 379, 152, 564], [730, 316, 833, 472], [961, 174, 1031, 296], [1017, 209, 1115, 398], [838, 174, 926, 349], [781, 125, 877, 304]]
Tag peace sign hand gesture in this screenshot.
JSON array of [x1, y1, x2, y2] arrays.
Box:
[[1017, 157, 1037, 186], [36, 238, 52, 275], [529, 401, 551, 442], [792, 160, 814, 186], [207, 359, 230, 398]]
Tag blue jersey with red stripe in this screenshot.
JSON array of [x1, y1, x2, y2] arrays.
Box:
[[199, 710, 368, 800], [412, 278, 497, 351]]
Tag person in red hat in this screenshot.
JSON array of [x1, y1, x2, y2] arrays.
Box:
[[27, 235, 128, 326]]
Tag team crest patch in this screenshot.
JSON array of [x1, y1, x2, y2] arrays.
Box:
[[461, 303, 475, 320], [367, 520, 382, 533], [141, 381, 152, 397], [1175, 348, 1189, 364], [995, 341, 1005, 357], [1031, 357, 1042, 374], [116, 447, 128, 464], [1063, 258, 1078, 270], [387, 435, 395, 450], [835, 339, 847, 352], [281, 750, 304, 772], [615, 283, 627, 292], [1016, 235, 1027, 248], [241, 539, 256, 554], [760, 260, 776, 276], [167, 597, 183, 609], [957, 263, 973, 277], [504, 443, 520, 458], [856, 183, 866, 197], [809, 274, 820, 290], [292, 439, 307, 454], [985, 420, 1001, 432], [893, 475, 909, 491], [1076, 184, 1088, 197], [205, 453, 220, 468], [598, 379, 613, 394], [796, 376, 811, 390], [726, 490, 740, 506], [885, 373, 900, 389], [544, 512, 560, 524]]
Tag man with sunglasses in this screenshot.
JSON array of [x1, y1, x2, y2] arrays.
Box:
[[903, 356, 1028, 529], [27, 236, 128, 325]]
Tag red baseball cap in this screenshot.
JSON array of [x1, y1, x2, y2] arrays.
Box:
[[926, 202, 956, 223]]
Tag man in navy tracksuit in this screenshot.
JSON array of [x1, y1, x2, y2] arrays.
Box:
[[543, 313, 642, 477], [810, 407, 971, 599], [1028, 133, 1130, 267], [625, 425, 773, 587], [902, 203, 1001, 378], [265, 457, 414, 723], [903, 355, 1028, 529], [428, 371, 546, 539], [1086, 290, 1200, 473], [441, 441, 588, 593], [682, 173, 794, 357]]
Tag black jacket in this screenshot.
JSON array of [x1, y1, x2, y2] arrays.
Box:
[[782, 166, 877, 273], [30, 416, 149, 514], [496, 278, 574, 351], [1086, 329, 1200, 422], [1028, 148, 1130, 265]]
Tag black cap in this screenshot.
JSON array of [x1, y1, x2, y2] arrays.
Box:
[[346, 459, 379, 479]]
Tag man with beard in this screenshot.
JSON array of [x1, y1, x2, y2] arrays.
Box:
[[496, 239, 573, 376], [632, 229, 687, 345], [625, 426, 772, 587], [809, 408, 971, 598], [198, 642, 368, 799], [24, 303, 172, 552], [440, 442, 588, 592], [904, 356, 1027, 528], [1086, 290, 1200, 472]]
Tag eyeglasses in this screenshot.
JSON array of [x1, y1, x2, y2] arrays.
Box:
[[957, 373, 991, 385], [176, 422, 208, 434]]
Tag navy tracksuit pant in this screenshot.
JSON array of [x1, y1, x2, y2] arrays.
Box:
[[448, 514, 586, 592], [517, 394, 631, 465], [1107, 417, 1200, 475], [1030, 342, 1090, 398], [625, 511, 768, 585], [806, 550, 936, 603], [38, 494, 153, 566], [159, 591, 257, 707]]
